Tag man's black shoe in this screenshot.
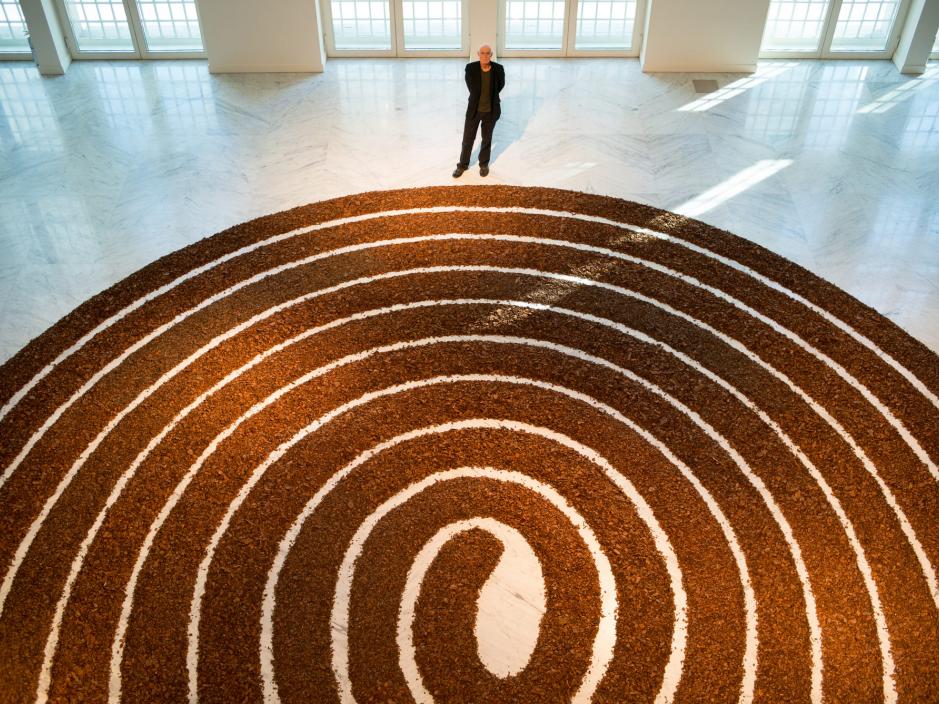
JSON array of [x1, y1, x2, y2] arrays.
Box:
[[480, 165, 489, 177], [453, 167, 466, 178]]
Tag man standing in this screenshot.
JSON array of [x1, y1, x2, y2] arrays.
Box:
[[453, 45, 505, 178]]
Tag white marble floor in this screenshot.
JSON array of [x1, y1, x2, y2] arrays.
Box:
[[0, 57, 937, 362]]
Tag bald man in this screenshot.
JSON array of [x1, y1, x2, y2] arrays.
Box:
[[453, 45, 505, 178]]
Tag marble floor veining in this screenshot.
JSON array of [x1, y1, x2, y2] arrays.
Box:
[[0, 57, 937, 362]]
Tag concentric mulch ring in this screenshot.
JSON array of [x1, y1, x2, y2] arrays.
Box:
[[0, 185, 936, 704]]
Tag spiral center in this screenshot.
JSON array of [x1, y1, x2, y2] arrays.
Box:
[[474, 522, 546, 677]]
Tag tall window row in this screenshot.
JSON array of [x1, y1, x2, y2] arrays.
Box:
[[61, 0, 203, 56], [3, 0, 936, 63], [0, 0, 204, 58], [761, 0, 909, 57], [324, 0, 644, 56]]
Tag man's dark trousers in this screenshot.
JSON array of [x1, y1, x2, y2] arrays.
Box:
[[458, 109, 497, 169]]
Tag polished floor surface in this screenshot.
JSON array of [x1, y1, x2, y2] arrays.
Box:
[[0, 57, 937, 362]]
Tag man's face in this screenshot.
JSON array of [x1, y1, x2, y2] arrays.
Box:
[[478, 46, 492, 66]]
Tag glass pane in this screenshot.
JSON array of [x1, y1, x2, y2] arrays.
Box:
[[575, 0, 636, 50], [402, 0, 461, 50], [830, 0, 900, 52], [0, 0, 30, 52], [505, 0, 566, 50], [65, 0, 134, 51], [136, 0, 202, 51], [330, 0, 392, 50], [761, 0, 830, 52]]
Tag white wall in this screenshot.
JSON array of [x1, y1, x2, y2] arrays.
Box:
[[893, 0, 939, 74], [196, 0, 326, 73], [20, 0, 71, 75], [468, 0, 498, 60], [641, 0, 772, 73]]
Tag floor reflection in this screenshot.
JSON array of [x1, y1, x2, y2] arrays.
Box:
[[0, 56, 936, 360]]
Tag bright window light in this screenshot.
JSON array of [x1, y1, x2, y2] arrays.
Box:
[[331, 0, 392, 50], [0, 66, 62, 148], [402, 1, 462, 50], [858, 66, 939, 114], [64, 0, 134, 51], [153, 63, 217, 129], [932, 26, 939, 56], [505, 0, 566, 50], [761, 0, 830, 53], [901, 99, 939, 150], [830, 0, 900, 52], [575, 1, 636, 51], [0, 0, 29, 52], [675, 160, 793, 218], [136, 1, 202, 52], [803, 64, 865, 147], [92, 64, 151, 129], [678, 63, 797, 112], [744, 70, 808, 139]]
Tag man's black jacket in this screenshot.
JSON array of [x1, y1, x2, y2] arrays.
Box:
[[464, 60, 505, 119]]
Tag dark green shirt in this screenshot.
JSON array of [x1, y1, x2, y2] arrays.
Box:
[[477, 68, 492, 113]]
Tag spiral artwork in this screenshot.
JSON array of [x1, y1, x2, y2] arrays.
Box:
[[0, 186, 936, 703]]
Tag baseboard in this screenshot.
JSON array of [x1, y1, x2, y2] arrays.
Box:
[[36, 62, 66, 75]]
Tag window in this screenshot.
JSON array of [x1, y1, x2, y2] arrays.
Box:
[[830, 0, 901, 52], [762, 0, 908, 56], [501, 0, 642, 55], [63, 0, 134, 52], [136, 1, 202, 52], [402, 1, 462, 50], [325, 0, 467, 55], [57, 0, 203, 56], [575, 0, 637, 51], [761, 0, 830, 52], [504, 0, 566, 50], [330, 0, 393, 50], [0, 0, 29, 52]]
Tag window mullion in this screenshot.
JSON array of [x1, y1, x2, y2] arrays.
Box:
[[819, 0, 844, 56], [563, 0, 578, 55], [122, 0, 146, 57]]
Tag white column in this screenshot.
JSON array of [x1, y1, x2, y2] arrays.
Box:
[[19, 0, 72, 75], [893, 0, 939, 75], [196, 0, 326, 73], [641, 0, 773, 73], [468, 0, 498, 60]]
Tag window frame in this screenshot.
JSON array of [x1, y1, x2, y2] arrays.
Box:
[[759, 0, 914, 60], [498, 0, 646, 58], [320, 0, 471, 58], [53, 0, 206, 60]]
